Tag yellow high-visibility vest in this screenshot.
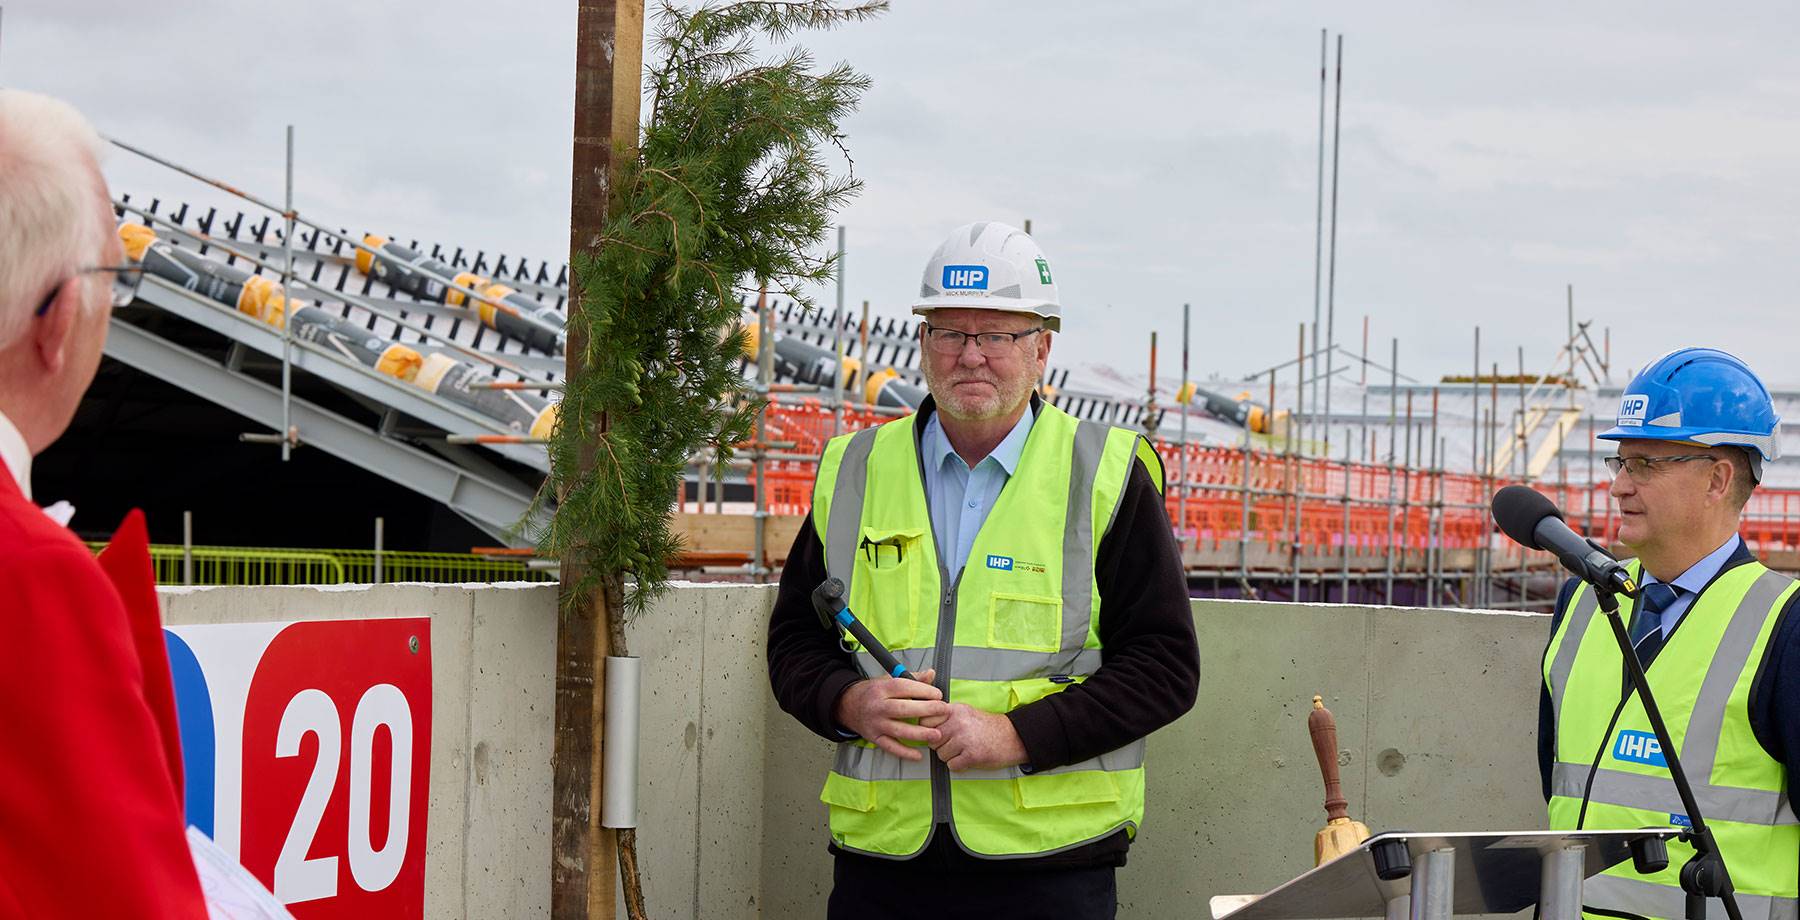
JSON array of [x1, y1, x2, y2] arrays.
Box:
[[1545, 559, 1799, 919], [811, 403, 1162, 858]]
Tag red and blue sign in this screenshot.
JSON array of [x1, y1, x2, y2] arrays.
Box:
[[165, 618, 432, 918]]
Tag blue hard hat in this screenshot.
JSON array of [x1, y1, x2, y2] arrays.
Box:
[[1599, 347, 1781, 479]]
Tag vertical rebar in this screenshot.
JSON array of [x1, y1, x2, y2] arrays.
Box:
[[1238, 411, 1254, 599], [1311, 29, 1327, 406], [1402, 390, 1414, 601], [1294, 324, 1306, 600], [375, 516, 385, 583], [1489, 364, 1499, 605], [1567, 284, 1577, 386], [1478, 408, 1492, 606], [1384, 338, 1397, 605], [280, 125, 295, 462], [1179, 304, 1191, 548], [1322, 34, 1344, 458], [1472, 325, 1481, 475], [754, 291, 773, 582], [1431, 433, 1445, 607], [1340, 437, 1351, 603], [1361, 315, 1370, 385], [182, 510, 193, 587], [832, 225, 846, 437], [1587, 415, 1597, 533], [857, 299, 871, 402], [1147, 331, 1159, 439], [698, 457, 709, 514], [1517, 345, 1529, 481]]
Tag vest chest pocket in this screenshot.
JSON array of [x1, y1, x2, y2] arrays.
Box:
[[855, 527, 927, 649], [987, 592, 1063, 654], [1015, 769, 1120, 809]]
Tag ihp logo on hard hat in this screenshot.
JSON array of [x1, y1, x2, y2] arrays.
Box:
[[1617, 394, 1650, 427], [1612, 730, 1668, 767], [943, 264, 989, 291]]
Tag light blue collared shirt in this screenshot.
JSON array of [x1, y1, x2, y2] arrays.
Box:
[[1640, 534, 1743, 637], [920, 406, 1035, 578]]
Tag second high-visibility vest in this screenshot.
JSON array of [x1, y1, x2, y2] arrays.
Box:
[[1544, 559, 1799, 920]]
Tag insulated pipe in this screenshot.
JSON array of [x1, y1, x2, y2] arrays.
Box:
[[122, 223, 291, 326], [358, 235, 566, 355], [866, 371, 924, 410], [129, 222, 422, 382], [773, 334, 846, 388], [411, 353, 557, 439], [599, 656, 641, 828]]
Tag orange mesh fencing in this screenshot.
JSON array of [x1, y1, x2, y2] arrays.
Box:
[[741, 403, 1800, 559]]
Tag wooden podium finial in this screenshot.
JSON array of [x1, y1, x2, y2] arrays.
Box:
[[1308, 694, 1372, 865]]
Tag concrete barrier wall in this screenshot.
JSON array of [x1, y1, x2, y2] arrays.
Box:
[[162, 583, 1554, 919]]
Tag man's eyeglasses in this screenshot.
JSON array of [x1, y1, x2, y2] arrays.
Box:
[[1602, 454, 1718, 479], [35, 264, 145, 318], [920, 322, 1044, 357]]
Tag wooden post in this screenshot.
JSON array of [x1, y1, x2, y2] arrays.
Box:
[[554, 1, 644, 918]]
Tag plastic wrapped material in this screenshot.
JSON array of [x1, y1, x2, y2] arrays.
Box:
[[358, 236, 564, 354], [123, 224, 290, 325], [356, 235, 458, 303], [412, 353, 556, 436], [289, 305, 423, 383]]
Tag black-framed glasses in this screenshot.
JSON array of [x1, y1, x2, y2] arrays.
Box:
[[1603, 454, 1718, 479], [35, 264, 145, 317], [920, 322, 1044, 357]]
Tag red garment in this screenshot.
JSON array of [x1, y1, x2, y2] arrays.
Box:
[[0, 460, 205, 917]]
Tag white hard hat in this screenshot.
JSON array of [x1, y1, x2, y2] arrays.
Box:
[[911, 221, 1062, 331]]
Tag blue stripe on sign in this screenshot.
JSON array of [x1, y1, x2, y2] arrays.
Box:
[[163, 630, 215, 837], [835, 610, 854, 627]]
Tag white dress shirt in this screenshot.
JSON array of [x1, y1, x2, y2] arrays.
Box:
[[0, 407, 31, 499]]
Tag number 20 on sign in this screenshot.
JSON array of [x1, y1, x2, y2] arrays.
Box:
[[166, 618, 433, 918]]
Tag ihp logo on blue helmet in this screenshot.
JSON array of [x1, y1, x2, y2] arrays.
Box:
[[986, 554, 1013, 571], [1617, 394, 1650, 428], [942, 264, 989, 291], [1613, 730, 1668, 767]]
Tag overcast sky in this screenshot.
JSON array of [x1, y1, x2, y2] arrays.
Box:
[[9, 1, 1800, 390]]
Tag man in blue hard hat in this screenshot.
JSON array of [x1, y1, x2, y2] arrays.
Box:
[[1538, 347, 1800, 918]]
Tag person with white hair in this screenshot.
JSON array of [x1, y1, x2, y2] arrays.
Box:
[[0, 89, 206, 917]]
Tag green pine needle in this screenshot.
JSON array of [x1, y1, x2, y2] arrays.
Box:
[[533, 0, 884, 619]]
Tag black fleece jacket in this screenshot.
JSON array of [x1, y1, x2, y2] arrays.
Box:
[[765, 402, 1200, 871]]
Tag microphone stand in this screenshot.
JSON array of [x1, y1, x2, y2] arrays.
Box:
[[1590, 583, 1744, 920]]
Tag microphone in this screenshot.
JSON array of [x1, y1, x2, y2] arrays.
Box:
[[1491, 485, 1639, 598]]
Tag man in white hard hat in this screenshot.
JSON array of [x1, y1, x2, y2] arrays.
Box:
[[768, 222, 1200, 918]]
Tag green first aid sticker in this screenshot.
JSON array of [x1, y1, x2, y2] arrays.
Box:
[[1035, 257, 1053, 285]]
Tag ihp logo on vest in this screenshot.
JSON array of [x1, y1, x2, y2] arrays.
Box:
[[1613, 730, 1668, 767], [986, 554, 1047, 574], [942, 264, 989, 291]]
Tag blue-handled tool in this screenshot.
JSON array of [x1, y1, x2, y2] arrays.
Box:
[[811, 577, 920, 681]]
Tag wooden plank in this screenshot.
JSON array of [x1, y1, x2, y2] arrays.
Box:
[[673, 512, 805, 565]]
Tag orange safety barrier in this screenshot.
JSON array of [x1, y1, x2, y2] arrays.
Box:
[[743, 402, 1800, 561]]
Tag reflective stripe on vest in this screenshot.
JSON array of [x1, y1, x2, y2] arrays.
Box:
[[1544, 560, 1800, 918], [811, 405, 1151, 859], [1581, 875, 1798, 920]]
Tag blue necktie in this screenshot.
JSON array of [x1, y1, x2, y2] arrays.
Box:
[[1630, 582, 1682, 667]]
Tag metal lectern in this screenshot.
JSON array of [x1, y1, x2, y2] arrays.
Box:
[[1211, 829, 1683, 920]]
